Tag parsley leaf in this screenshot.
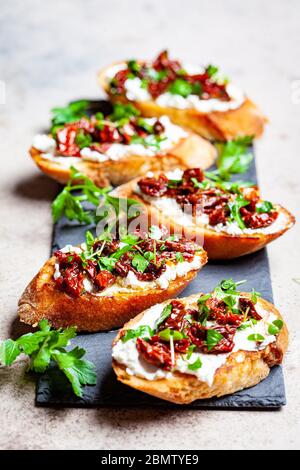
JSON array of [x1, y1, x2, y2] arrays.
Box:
[[256, 201, 274, 214], [132, 253, 149, 273], [206, 329, 223, 351], [51, 167, 110, 224], [247, 334, 265, 342], [268, 319, 283, 335], [187, 357, 202, 371], [228, 194, 250, 229], [127, 60, 141, 74], [121, 325, 154, 343], [110, 103, 140, 122], [168, 79, 193, 97], [155, 304, 173, 329], [158, 329, 184, 341], [0, 320, 96, 397], [251, 288, 261, 304], [217, 136, 254, 180], [50, 100, 89, 135], [0, 339, 21, 366], [52, 347, 96, 397], [75, 129, 92, 149]]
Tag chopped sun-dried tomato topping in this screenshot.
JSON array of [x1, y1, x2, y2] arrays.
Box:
[[110, 50, 230, 101], [133, 280, 264, 370], [53, 229, 199, 298], [48, 103, 166, 158], [137, 168, 279, 230]]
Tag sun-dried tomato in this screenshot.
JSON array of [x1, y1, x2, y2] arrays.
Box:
[[187, 323, 236, 354], [95, 270, 116, 290], [208, 207, 227, 226], [148, 80, 170, 99], [153, 120, 165, 135], [55, 264, 84, 298], [241, 208, 278, 229], [204, 297, 243, 326], [208, 325, 236, 353], [99, 125, 123, 144], [163, 239, 195, 254], [136, 337, 172, 370], [111, 69, 129, 94], [84, 260, 97, 280], [160, 300, 188, 331], [55, 118, 93, 157], [239, 297, 262, 320], [174, 339, 190, 353], [134, 262, 166, 282], [152, 50, 181, 75], [137, 173, 169, 197], [182, 168, 204, 185]]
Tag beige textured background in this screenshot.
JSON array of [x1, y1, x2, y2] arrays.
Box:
[[0, 0, 299, 450]]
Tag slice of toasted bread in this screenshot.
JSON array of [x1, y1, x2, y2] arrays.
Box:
[[112, 294, 288, 404], [30, 130, 216, 187], [18, 250, 207, 332], [98, 63, 267, 141], [113, 177, 295, 259]]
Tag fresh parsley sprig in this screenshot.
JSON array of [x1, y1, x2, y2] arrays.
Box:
[[51, 168, 142, 234], [0, 320, 96, 397], [50, 100, 89, 136], [227, 194, 250, 229], [52, 167, 110, 224], [215, 136, 254, 180]]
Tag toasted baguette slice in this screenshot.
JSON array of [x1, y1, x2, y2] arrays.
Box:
[[112, 294, 288, 404], [30, 130, 216, 187], [113, 177, 295, 259], [18, 251, 207, 332], [98, 63, 267, 141]]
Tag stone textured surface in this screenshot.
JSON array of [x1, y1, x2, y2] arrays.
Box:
[[0, 0, 299, 450]]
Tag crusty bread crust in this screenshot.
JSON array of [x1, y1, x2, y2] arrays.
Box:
[[98, 64, 267, 141], [114, 178, 295, 259], [29, 130, 216, 187], [18, 252, 207, 332], [112, 294, 289, 404]]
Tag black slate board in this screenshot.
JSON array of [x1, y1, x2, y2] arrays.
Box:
[[36, 139, 286, 408]]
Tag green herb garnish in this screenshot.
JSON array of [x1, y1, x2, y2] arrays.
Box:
[[132, 253, 149, 273], [228, 194, 250, 229], [121, 325, 154, 343], [155, 304, 173, 329], [0, 320, 96, 397], [206, 329, 224, 351], [247, 333, 265, 342], [251, 288, 261, 304], [187, 357, 202, 371], [268, 319, 283, 336], [51, 167, 110, 224], [256, 201, 274, 214], [168, 79, 193, 97], [216, 136, 254, 180], [158, 329, 184, 341], [50, 100, 89, 135]]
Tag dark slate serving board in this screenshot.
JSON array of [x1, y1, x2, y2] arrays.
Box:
[[36, 136, 286, 408]]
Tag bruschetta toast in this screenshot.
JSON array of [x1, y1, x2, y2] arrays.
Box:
[[98, 50, 267, 141], [113, 168, 295, 259], [112, 279, 288, 404], [18, 228, 207, 332], [30, 102, 216, 187]]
